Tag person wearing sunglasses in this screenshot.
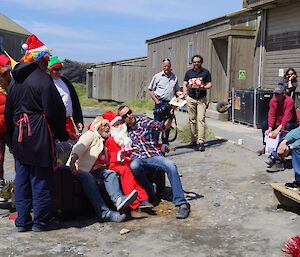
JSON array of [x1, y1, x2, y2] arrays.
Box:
[[118, 105, 190, 219], [283, 68, 298, 100], [48, 56, 84, 138], [182, 54, 213, 152]]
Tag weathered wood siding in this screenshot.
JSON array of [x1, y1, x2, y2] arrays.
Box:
[[111, 59, 147, 102], [229, 37, 255, 90], [263, 1, 300, 87], [93, 64, 113, 100], [0, 30, 28, 60], [147, 29, 211, 88]]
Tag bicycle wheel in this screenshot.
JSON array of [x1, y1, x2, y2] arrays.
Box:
[[168, 115, 178, 142]]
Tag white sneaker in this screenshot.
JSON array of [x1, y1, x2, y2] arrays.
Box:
[[116, 190, 138, 211]]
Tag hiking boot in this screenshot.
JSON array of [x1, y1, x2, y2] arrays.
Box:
[[116, 190, 138, 211], [176, 203, 190, 219], [103, 211, 126, 223], [266, 162, 284, 172], [264, 156, 275, 168], [285, 181, 300, 190], [138, 201, 153, 210], [196, 143, 205, 152], [257, 147, 265, 156]]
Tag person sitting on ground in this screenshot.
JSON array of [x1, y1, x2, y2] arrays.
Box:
[[102, 111, 153, 217], [276, 126, 300, 190], [0, 54, 11, 190], [118, 105, 190, 219], [68, 116, 138, 222], [48, 56, 83, 138], [282, 68, 298, 100], [258, 85, 297, 156]]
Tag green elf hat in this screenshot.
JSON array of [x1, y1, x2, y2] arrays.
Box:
[[48, 56, 63, 70]]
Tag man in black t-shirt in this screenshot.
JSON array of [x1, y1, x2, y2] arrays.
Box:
[[183, 54, 212, 151]]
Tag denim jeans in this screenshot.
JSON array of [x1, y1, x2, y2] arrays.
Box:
[[292, 148, 300, 181], [75, 169, 123, 219], [130, 156, 187, 206]]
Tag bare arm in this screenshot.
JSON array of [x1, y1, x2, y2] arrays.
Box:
[[204, 82, 213, 89], [149, 90, 161, 104], [183, 81, 188, 96]]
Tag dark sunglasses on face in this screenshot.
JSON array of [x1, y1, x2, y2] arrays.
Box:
[[53, 67, 62, 71], [121, 109, 132, 120]]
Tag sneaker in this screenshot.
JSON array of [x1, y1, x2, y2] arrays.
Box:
[[266, 162, 284, 172], [138, 201, 153, 210], [264, 156, 275, 168], [130, 209, 148, 219], [104, 211, 126, 222], [16, 226, 32, 232], [116, 190, 138, 211], [196, 143, 205, 152], [176, 203, 190, 219], [285, 181, 300, 190], [32, 219, 60, 232]]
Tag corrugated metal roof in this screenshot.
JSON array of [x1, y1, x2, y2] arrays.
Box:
[[0, 13, 30, 35]]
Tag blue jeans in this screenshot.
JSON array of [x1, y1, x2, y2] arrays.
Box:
[[75, 169, 123, 219], [292, 148, 300, 181], [130, 156, 187, 206], [15, 160, 53, 230]]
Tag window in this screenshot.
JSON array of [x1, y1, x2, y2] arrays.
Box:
[[152, 50, 157, 69], [188, 42, 193, 65], [168, 47, 172, 62], [0, 36, 3, 52]]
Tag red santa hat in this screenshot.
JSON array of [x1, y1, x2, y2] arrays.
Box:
[[102, 111, 122, 126], [22, 34, 49, 53], [0, 54, 10, 66]]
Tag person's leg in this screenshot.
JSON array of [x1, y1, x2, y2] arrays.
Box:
[[285, 122, 298, 133], [0, 137, 5, 181], [75, 170, 109, 219], [142, 156, 187, 206], [197, 97, 207, 144], [130, 158, 155, 197], [186, 96, 197, 144], [292, 148, 300, 182], [153, 103, 164, 144], [99, 169, 137, 211], [14, 160, 33, 230]]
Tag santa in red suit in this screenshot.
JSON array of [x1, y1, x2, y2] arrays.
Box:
[[102, 111, 152, 210]]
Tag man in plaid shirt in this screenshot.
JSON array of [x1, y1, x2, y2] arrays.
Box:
[[118, 105, 190, 219]]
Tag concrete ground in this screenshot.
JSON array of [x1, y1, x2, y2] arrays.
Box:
[[0, 109, 298, 257]]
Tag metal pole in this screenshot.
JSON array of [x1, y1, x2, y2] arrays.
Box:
[[232, 88, 234, 124], [253, 87, 257, 128]]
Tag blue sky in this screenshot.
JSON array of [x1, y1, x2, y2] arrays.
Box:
[[3, 0, 242, 62]]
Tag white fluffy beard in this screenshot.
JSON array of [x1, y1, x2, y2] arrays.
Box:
[[110, 124, 132, 149]]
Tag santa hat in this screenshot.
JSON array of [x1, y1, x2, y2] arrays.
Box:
[[0, 54, 10, 67], [48, 56, 64, 70], [102, 111, 122, 126], [22, 34, 49, 53]]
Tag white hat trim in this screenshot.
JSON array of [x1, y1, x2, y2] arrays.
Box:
[[110, 116, 122, 125], [26, 45, 49, 53]]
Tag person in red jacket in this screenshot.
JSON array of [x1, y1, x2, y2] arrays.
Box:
[[102, 111, 153, 216], [0, 54, 11, 188], [258, 85, 298, 155]]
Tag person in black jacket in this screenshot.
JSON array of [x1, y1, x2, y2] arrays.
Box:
[[48, 56, 83, 137], [4, 34, 69, 232]]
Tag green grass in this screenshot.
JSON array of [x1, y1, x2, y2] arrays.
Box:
[[178, 122, 215, 143], [74, 83, 153, 113]]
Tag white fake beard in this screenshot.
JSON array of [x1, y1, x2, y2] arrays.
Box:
[[110, 124, 132, 148]]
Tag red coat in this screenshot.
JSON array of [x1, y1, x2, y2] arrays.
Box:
[[0, 91, 6, 136]]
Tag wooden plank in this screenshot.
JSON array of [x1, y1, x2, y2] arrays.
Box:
[[271, 183, 300, 208]]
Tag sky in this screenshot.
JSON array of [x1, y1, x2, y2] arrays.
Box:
[[2, 0, 242, 63]]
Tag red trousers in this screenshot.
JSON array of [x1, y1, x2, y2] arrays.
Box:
[[109, 163, 148, 210]]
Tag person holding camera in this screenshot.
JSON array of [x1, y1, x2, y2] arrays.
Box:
[[283, 68, 298, 100], [148, 58, 181, 145], [183, 55, 213, 152]]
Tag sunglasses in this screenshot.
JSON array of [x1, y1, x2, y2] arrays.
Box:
[[121, 109, 132, 120], [53, 67, 62, 71]]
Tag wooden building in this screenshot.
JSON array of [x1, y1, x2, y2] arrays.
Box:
[[86, 57, 147, 102], [0, 13, 30, 60], [145, 10, 257, 103]]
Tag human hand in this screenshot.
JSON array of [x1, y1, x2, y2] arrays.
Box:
[[76, 123, 84, 135], [69, 161, 78, 174]]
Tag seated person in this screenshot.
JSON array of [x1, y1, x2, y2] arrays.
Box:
[[103, 111, 153, 216], [277, 127, 300, 189], [68, 116, 138, 222], [118, 105, 190, 219], [258, 85, 297, 156]]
